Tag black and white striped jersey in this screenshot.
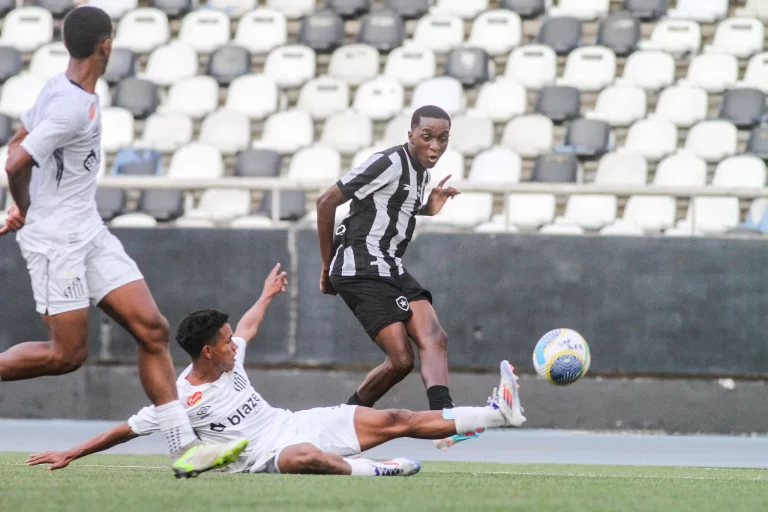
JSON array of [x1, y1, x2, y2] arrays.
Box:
[[330, 144, 431, 278]]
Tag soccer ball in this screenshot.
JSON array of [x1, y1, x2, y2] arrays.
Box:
[[532, 328, 591, 386]]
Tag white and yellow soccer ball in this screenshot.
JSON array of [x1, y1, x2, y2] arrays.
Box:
[[532, 328, 591, 386]]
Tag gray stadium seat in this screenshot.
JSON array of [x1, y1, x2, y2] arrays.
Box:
[[103, 48, 137, 86], [535, 86, 581, 123], [623, 0, 668, 21], [383, 0, 429, 20], [537, 17, 583, 55], [113, 79, 159, 120], [747, 126, 768, 160], [0, 0, 12, 17], [328, 0, 371, 19], [112, 149, 163, 176], [96, 188, 127, 221], [33, 0, 75, 18], [358, 10, 405, 52], [235, 149, 283, 177], [445, 48, 491, 87], [560, 118, 612, 157], [138, 189, 185, 222], [298, 10, 345, 53], [260, 191, 307, 220], [150, 0, 193, 18], [719, 88, 766, 129], [502, 0, 547, 19], [597, 12, 641, 56], [0, 46, 23, 83], [207, 45, 251, 86], [532, 154, 579, 182], [0, 113, 12, 146]]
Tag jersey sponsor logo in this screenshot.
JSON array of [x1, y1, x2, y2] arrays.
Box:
[[233, 372, 248, 392], [186, 391, 203, 407], [396, 296, 409, 312], [227, 393, 262, 426], [83, 149, 97, 173], [63, 277, 86, 300]]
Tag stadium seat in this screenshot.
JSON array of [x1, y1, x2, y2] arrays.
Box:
[[328, 44, 380, 86], [142, 41, 197, 87], [586, 85, 646, 127], [111, 213, 159, 228], [288, 145, 342, 184], [472, 79, 527, 123], [101, 108, 135, 153], [559, 195, 616, 230], [207, 0, 257, 18], [738, 198, 768, 231], [0, 114, 12, 146], [264, 45, 316, 88], [532, 154, 579, 182], [468, 147, 522, 182], [96, 189, 127, 222], [654, 153, 707, 187], [352, 76, 403, 121], [621, 118, 677, 161], [599, 221, 646, 236], [0, 7, 52, 53], [161, 76, 219, 120], [427, 149, 465, 185], [38, 0, 74, 18], [559, 119, 611, 158], [265, 0, 316, 19], [259, 191, 307, 221], [0, 47, 23, 83], [432, 0, 488, 19], [596, 11, 641, 57], [380, 114, 411, 146], [235, 149, 283, 177], [29, 42, 68, 82], [684, 197, 740, 235], [207, 45, 251, 86], [680, 53, 738, 93], [594, 152, 648, 185], [384, 43, 436, 87], [384, 0, 429, 20], [684, 120, 738, 163], [225, 74, 281, 120], [549, 0, 609, 20], [712, 155, 766, 188], [199, 109, 251, 155], [501, 0, 547, 19], [103, 48, 136, 85], [86, 0, 137, 19], [178, 9, 231, 54], [450, 116, 494, 156], [138, 189, 185, 222], [623, 0, 668, 20], [357, 10, 405, 53], [150, 0, 193, 18], [235, 9, 287, 54], [183, 189, 253, 222], [321, 111, 373, 155], [739, 52, 768, 93], [615, 51, 675, 91], [112, 148, 163, 176], [557, 46, 616, 92], [537, 16, 583, 56], [114, 8, 170, 54], [138, 113, 193, 153], [623, 196, 676, 232], [351, 144, 393, 168], [413, 13, 464, 53], [502, 115, 554, 158], [168, 143, 224, 178], [639, 19, 701, 58], [444, 47, 491, 87], [468, 9, 522, 56], [718, 88, 766, 129], [113, 79, 159, 120], [328, 0, 371, 19], [426, 192, 493, 229], [255, 109, 314, 154], [96, 79, 111, 109], [669, 0, 728, 23], [299, 76, 350, 120], [410, 77, 467, 116], [504, 193, 556, 229], [298, 10, 345, 53], [535, 86, 581, 123], [705, 17, 763, 59], [654, 86, 708, 128], [736, 0, 768, 20], [746, 126, 768, 160], [0, 74, 45, 118], [539, 223, 585, 235]]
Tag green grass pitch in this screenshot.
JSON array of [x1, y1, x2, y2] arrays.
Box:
[[2, 453, 768, 512]]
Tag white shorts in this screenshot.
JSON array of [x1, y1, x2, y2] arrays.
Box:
[[249, 405, 361, 474], [20, 229, 144, 316]]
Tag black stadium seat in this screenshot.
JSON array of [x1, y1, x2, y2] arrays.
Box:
[[0, 113, 13, 146], [597, 12, 641, 56], [746, 126, 768, 161], [235, 150, 283, 177], [260, 191, 307, 221], [113, 78, 159, 120], [207, 45, 251, 86], [383, 0, 429, 20], [0, 46, 24, 83], [445, 47, 490, 87], [623, 0, 668, 21], [103, 48, 137, 85], [95, 189, 127, 221], [328, 0, 372, 19], [532, 154, 579, 182], [719, 88, 766, 129], [358, 10, 405, 52], [33, 0, 75, 18], [138, 189, 185, 222], [536, 86, 581, 123], [560, 119, 612, 158], [112, 149, 163, 176], [537, 17, 583, 55], [298, 10, 345, 53], [150, 0, 194, 19], [502, 0, 547, 19]]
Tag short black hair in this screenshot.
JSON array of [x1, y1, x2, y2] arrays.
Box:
[[176, 309, 230, 359], [411, 105, 451, 130], [63, 6, 113, 60]]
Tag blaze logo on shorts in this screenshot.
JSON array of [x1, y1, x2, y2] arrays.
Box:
[[396, 296, 409, 312], [187, 391, 203, 407]]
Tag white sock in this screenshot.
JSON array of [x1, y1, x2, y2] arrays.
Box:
[[344, 458, 388, 477], [155, 400, 198, 454], [447, 406, 506, 434]]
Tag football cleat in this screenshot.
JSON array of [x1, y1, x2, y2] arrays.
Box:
[[172, 438, 248, 478], [433, 429, 486, 452], [490, 360, 526, 427], [372, 458, 421, 476]]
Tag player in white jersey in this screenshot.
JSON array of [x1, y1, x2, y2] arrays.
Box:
[[0, 6, 246, 477], [27, 265, 527, 477]]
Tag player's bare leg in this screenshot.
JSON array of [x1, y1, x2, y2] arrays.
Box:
[[277, 442, 420, 477], [405, 300, 452, 408]]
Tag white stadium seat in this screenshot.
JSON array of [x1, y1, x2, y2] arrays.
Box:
[[410, 77, 467, 116], [96, 79, 111, 109], [557, 46, 616, 92], [351, 144, 394, 168], [179, 9, 231, 54], [427, 193, 493, 229], [471, 79, 527, 123], [623, 196, 677, 232], [505, 45, 557, 90], [501, 115, 554, 158], [161, 76, 219, 120], [539, 223, 585, 236], [174, 217, 217, 229], [266, 0, 316, 20], [685, 197, 740, 235], [550, 0, 610, 20], [639, 19, 701, 58], [288, 144, 342, 184], [427, 149, 466, 187], [139, 113, 194, 153], [595, 153, 648, 186], [615, 51, 675, 91], [586, 85, 647, 127], [86, 0, 137, 20], [736, 0, 768, 20], [621, 118, 677, 161], [321, 110, 373, 155], [654, 153, 707, 187], [413, 13, 464, 53], [255, 109, 314, 154], [114, 8, 170, 54], [684, 120, 738, 163], [226, 75, 282, 120], [185, 189, 252, 222], [738, 53, 768, 93], [705, 18, 763, 59], [328, 44, 380, 86], [664, 223, 704, 237], [468, 10, 522, 56], [168, 143, 224, 178], [111, 213, 158, 228], [468, 148, 522, 183], [504, 194, 556, 230], [101, 108, 135, 153], [712, 155, 766, 188], [264, 45, 316, 88], [353, 76, 404, 122], [230, 216, 276, 229], [450, 116, 494, 156], [298, 76, 349, 121], [669, 0, 729, 23], [600, 221, 646, 237], [208, 0, 258, 18], [199, 109, 251, 155], [0, 7, 53, 53], [680, 53, 738, 94], [0, 74, 45, 118], [142, 41, 197, 87], [235, 9, 287, 54], [384, 43, 436, 88], [432, 0, 489, 19], [380, 115, 411, 146], [29, 42, 68, 82], [560, 195, 617, 230], [654, 86, 708, 128]]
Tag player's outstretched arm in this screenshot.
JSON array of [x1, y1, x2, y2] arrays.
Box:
[[233, 263, 288, 344], [0, 127, 33, 236], [26, 423, 138, 471], [316, 185, 348, 296]]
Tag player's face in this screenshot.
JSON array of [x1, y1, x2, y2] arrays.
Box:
[[408, 118, 451, 169], [210, 324, 237, 373]]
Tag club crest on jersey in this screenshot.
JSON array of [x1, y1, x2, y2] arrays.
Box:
[[396, 296, 409, 312], [186, 391, 203, 407], [88, 103, 96, 121]]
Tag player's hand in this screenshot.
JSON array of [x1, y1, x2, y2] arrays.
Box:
[[319, 268, 337, 296], [26, 451, 74, 470], [0, 203, 25, 236], [425, 175, 461, 216], [262, 263, 288, 299]]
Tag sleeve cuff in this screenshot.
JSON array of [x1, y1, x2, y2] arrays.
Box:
[[19, 140, 41, 168], [336, 180, 355, 200]]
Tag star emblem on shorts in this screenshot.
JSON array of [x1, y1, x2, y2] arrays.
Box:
[[396, 296, 409, 312]]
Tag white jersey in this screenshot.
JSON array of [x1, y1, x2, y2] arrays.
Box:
[[128, 338, 294, 473], [17, 73, 104, 252]]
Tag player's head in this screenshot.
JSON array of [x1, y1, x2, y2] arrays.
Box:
[[176, 309, 238, 372], [407, 105, 451, 169], [62, 6, 113, 73]]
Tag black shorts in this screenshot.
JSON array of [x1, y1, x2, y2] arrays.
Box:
[[330, 273, 432, 340]]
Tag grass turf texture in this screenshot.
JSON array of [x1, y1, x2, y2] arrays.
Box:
[[2, 453, 768, 512]]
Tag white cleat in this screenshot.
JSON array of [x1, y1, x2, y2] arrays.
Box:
[[491, 360, 527, 427], [373, 458, 422, 476]]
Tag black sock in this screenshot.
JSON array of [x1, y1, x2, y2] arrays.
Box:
[[347, 391, 373, 407], [427, 385, 454, 410]]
